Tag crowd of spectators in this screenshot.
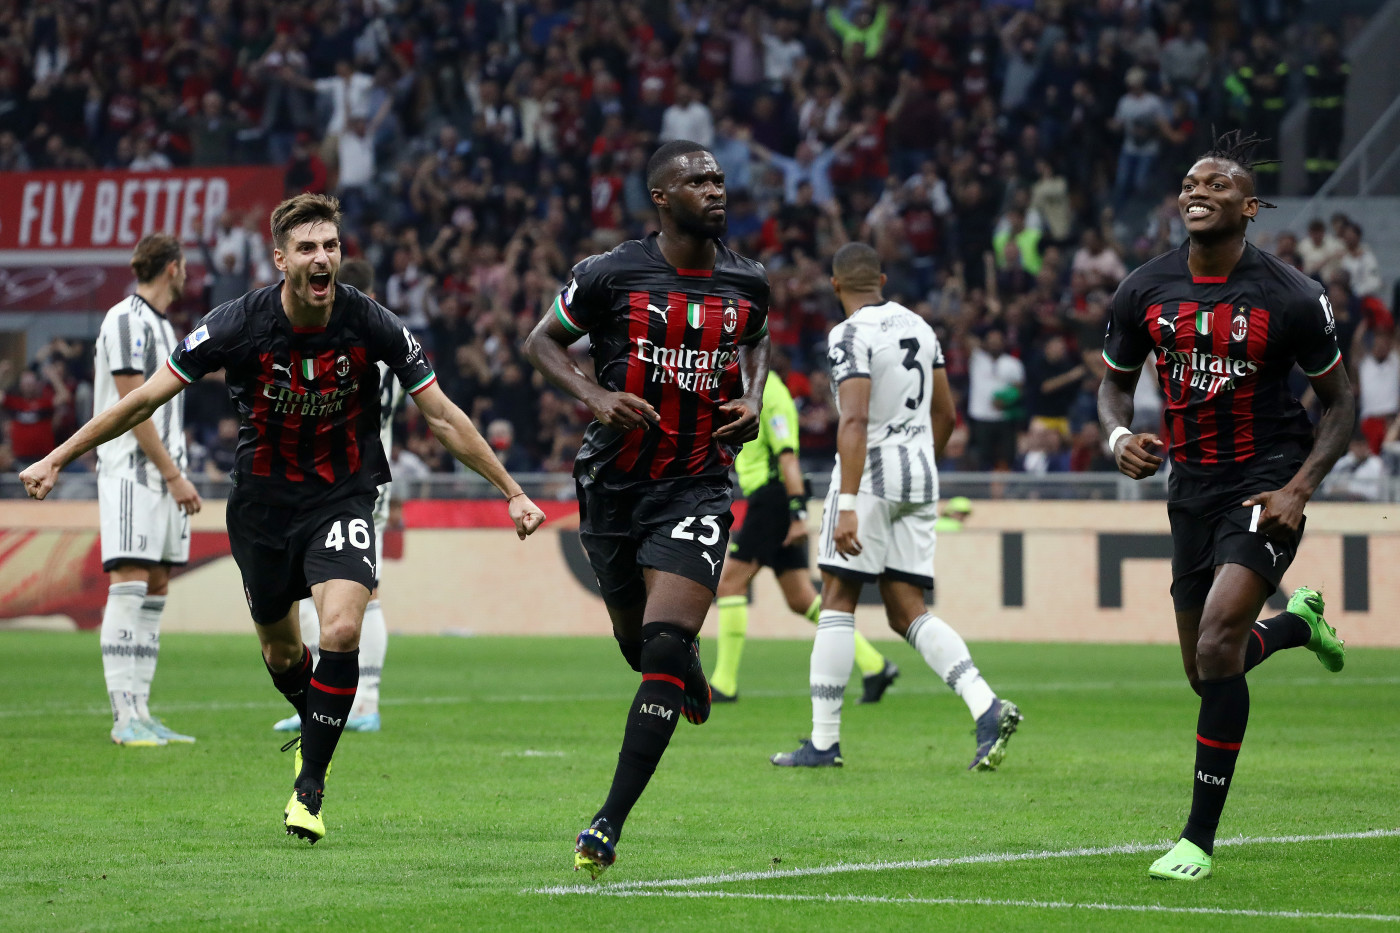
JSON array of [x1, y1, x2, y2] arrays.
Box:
[[0, 0, 1393, 496]]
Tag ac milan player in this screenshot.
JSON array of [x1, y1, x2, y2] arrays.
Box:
[[1098, 133, 1353, 881], [20, 194, 546, 845], [524, 139, 771, 878]]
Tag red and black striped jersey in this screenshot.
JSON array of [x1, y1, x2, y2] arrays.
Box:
[[167, 282, 436, 508], [552, 233, 770, 490], [1103, 242, 1342, 478]]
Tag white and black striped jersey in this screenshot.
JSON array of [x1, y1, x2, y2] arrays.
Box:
[[377, 360, 405, 472], [826, 300, 944, 504], [94, 295, 187, 492]]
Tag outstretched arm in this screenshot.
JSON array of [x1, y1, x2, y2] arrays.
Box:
[[1244, 364, 1355, 537], [408, 381, 546, 539], [113, 372, 202, 514], [21, 366, 186, 500]]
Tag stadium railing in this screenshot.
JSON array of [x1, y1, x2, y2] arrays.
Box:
[[4, 471, 1390, 502]]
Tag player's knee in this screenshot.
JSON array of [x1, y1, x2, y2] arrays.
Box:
[[639, 621, 693, 676], [318, 615, 359, 652], [1194, 631, 1238, 676], [262, 639, 303, 672]]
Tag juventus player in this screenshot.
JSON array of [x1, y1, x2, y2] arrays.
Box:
[[21, 194, 545, 843], [1099, 133, 1352, 881], [525, 140, 770, 878], [771, 243, 1021, 770], [95, 233, 202, 747], [274, 258, 399, 734]]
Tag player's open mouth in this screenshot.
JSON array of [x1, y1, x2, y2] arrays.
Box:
[[309, 272, 332, 297], [1186, 203, 1212, 216]]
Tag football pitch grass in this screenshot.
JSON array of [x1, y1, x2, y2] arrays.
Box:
[[2, 631, 1397, 932]]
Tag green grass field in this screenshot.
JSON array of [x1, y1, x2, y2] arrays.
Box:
[[2, 631, 1397, 932]]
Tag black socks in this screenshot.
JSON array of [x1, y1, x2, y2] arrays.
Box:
[[1182, 672, 1250, 855], [298, 648, 359, 791], [594, 622, 692, 838], [1243, 611, 1312, 671], [266, 644, 313, 721]]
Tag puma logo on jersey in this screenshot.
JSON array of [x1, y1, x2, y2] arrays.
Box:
[[271, 362, 293, 378], [362, 556, 376, 575], [701, 552, 720, 575], [648, 303, 668, 323], [1263, 541, 1281, 566], [1157, 317, 1177, 333]]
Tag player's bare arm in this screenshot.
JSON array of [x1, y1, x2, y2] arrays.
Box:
[[20, 365, 186, 500], [777, 448, 808, 547], [1243, 363, 1354, 537], [112, 372, 202, 515], [833, 375, 872, 557], [929, 367, 956, 461], [408, 381, 545, 539], [1098, 366, 1164, 479], [713, 335, 771, 444], [523, 313, 659, 431]]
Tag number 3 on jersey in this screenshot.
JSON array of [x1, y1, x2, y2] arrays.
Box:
[[671, 515, 722, 545], [325, 518, 371, 550], [899, 337, 925, 410]]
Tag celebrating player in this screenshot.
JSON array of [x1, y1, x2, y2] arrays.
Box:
[[1098, 132, 1353, 881], [21, 194, 546, 844], [95, 233, 202, 747], [524, 140, 771, 878], [273, 258, 399, 734], [710, 368, 899, 703], [771, 243, 1021, 771]]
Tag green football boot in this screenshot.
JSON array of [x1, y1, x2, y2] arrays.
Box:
[[1287, 586, 1345, 672], [1148, 838, 1212, 881]]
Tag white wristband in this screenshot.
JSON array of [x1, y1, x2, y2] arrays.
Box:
[[837, 493, 859, 511], [1107, 426, 1132, 455]]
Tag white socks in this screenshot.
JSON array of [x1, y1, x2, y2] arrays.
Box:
[[357, 599, 387, 716], [298, 595, 386, 717], [905, 613, 996, 719], [298, 597, 322, 667], [809, 611, 856, 751], [132, 594, 165, 721], [100, 581, 147, 728]]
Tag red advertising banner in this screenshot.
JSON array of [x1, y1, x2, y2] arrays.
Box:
[[0, 167, 284, 312]]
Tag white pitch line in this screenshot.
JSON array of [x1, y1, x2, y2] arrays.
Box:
[[6, 675, 1400, 719], [578, 890, 1400, 924], [530, 828, 1400, 896]]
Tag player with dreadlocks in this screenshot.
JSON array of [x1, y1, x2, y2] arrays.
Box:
[[1097, 130, 1354, 881]]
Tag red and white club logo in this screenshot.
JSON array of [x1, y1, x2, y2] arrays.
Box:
[[1232, 310, 1248, 342], [724, 306, 738, 334], [336, 354, 350, 377]]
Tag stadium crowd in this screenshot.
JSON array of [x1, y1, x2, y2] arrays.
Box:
[[0, 0, 1393, 492]]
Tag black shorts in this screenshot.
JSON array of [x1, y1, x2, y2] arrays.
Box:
[[226, 490, 378, 625], [577, 478, 734, 606], [730, 480, 809, 574], [1167, 457, 1305, 612]]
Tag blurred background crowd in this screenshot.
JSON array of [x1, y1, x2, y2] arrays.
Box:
[[1, 0, 1394, 495]]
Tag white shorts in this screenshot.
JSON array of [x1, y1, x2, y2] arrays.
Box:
[[98, 473, 191, 571], [817, 490, 937, 589], [372, 481, 391, 575]]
